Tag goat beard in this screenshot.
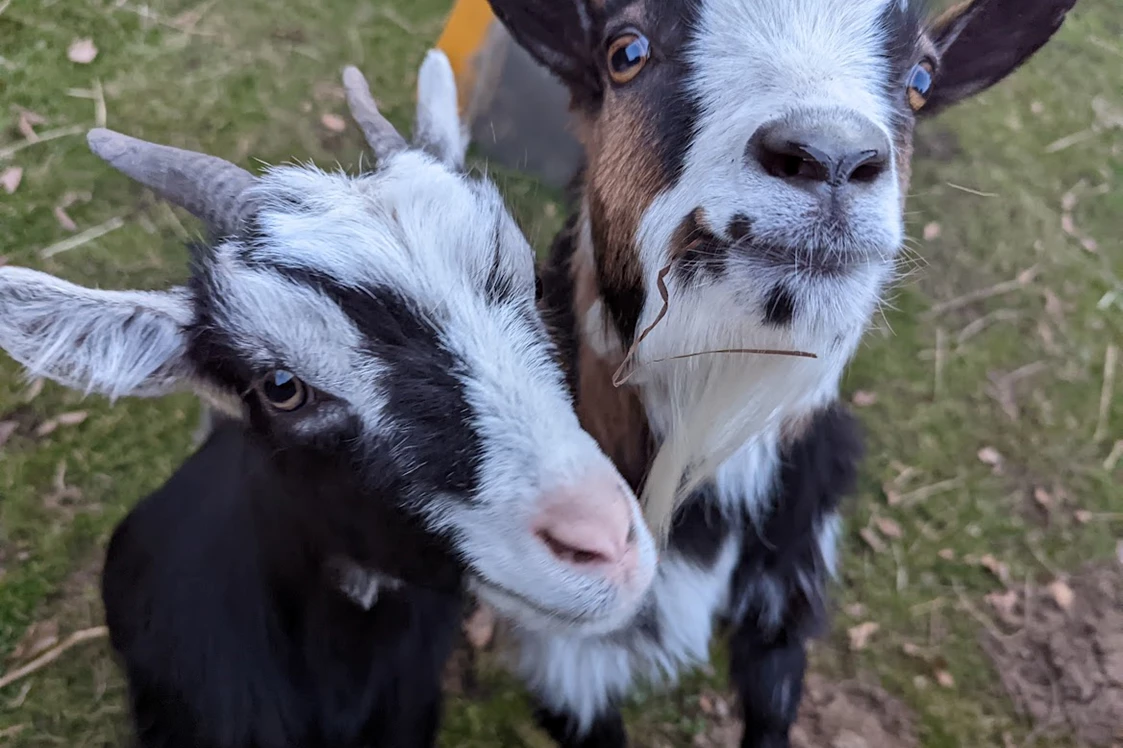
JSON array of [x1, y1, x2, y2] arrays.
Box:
[[632, 319, 835, 549]]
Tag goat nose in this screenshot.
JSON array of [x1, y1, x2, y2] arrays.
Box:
[[748, 110, 890, 188], [533, 471, 635, 575]]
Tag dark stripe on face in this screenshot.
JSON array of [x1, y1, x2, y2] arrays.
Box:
[[763, 284, 797, 327], [671, 208, 728, 282], [237, 262, 485, 500], [589, 190, 647, 349]]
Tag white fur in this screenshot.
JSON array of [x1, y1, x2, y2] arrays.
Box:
[[619, 0, 904, 537], [507, 0, 907, 729], [0, 50, 658, 634], [0, 267, 193, 400]]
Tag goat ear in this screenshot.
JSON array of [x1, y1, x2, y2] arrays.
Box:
[[920, 0, 1077, 116], [0, 266, 194, 401], [485, 0, 601, 97], [415, 50, 470, 170]]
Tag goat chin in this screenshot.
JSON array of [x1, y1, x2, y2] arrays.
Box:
[[634, 328, 832, 547]]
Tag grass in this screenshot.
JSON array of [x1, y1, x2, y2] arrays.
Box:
[[0, 0, 1119, 746]]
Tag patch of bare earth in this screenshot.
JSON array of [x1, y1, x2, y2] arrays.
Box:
[[982, 561, 1123, 747], [693, 674, 917, 748]]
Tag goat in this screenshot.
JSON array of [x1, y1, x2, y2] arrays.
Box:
[[478, 1, 1079, 746], [0, 51, 658, 748]]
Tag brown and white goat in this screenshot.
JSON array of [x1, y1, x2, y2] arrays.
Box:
[[482, 0, 1078, 746]]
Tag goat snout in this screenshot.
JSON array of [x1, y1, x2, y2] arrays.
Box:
[[533, 472, 636, 580], [747, 108, 890, 190]]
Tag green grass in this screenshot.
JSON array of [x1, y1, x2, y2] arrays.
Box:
[[1, 0, 1120, 746]]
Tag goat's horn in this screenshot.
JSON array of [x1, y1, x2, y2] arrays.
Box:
[[341, 66, 408, 162], [87, 128, 257, 238]]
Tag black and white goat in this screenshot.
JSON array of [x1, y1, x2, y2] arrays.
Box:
[[479, 0, 1079, 745], [0, 52, 657, 747]]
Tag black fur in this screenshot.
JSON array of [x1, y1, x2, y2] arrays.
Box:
[[102, 418, 465, 748]]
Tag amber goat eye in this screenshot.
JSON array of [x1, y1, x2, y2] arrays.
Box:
[[907, 60, 934, 111], [607, 33, 651, 85], [258, 369, 308, 412]]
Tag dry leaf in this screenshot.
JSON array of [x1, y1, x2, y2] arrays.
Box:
[[53, 205, 78, 232], [1033, 486, 1054, 511], [22, 378, 44, 402], [1042, 289, 1064, 320], [462, 603, 495, 650], [859, 527, 887, 554], [938, 548, 956, 561], [1080, 236, 1098, 253], [1061, 213, 1076, 235], [883, 482, 903, 507], [16, 108, 47, 141], [851, 390, 878, 407], [56, 410, 88, 426], [935, 670, 955, 688], [923, 222, 941, 241], [7, 619, 60, 664], [875, 517, 903, 539], [985, 589, 1019, 620], [978, 554, 1010, 584], [1, 166, 23, 194], [1074, 509, 1092, 524], [0, 421, 16, 450], [1047, 579, 1074, 611], [35, 419, 59, 437], [901, 642, 926, 659], [68, 38, 98, 64], [320, 113, 346, 132], [847, 621, 880, 651], [977, 446, 1002, 466], [844, 603, 866, 618], [698, 693, 714, 715]]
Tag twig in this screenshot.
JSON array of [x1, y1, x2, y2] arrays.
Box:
[[896, 477, 963, 507], [0, 125, 85, 160], [945, 182, 998, 198], [1104, 440, 1123, 471], [1092, 344, 1117, 442], [956, 309, 1020, 346], [1044, 128, 1098, 154], [925, 266, 1039, 317], [952, 583, 1016, 641], [0, 0, 11, 17], [38, 216, 125, 258], [93, 78, 107, 128], [933, 326, 947, 399], [0, 627, 108, 691]]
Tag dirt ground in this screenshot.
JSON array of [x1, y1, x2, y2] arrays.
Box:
[[983, 560, 1123, 747]]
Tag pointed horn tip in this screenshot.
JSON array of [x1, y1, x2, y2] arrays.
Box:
[[342, 65, 369, 91], [86, 127, 134, 162]]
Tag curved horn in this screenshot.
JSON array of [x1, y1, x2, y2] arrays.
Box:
[[341, 66, 409, 162], [87, 128, 257, 237]]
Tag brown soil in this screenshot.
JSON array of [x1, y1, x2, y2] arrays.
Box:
[[692, 674, 917, 748], [982, 561, 1123, 747]]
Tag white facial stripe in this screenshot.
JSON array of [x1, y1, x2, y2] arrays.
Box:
[[248, 156, 528, 318]]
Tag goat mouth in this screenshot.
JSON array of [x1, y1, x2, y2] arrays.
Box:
[[470, 577, 611, 627]]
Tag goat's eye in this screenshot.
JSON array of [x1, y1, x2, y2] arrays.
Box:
[[607, 32, 650, 85], [258, 369, 308, 412], [906, 60, 934, 111]]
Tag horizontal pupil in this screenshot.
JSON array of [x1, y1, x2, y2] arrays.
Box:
[[910, 66, 932, 93]]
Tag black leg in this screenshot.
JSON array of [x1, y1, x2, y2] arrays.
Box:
[[533, 703, 627, 748], [728, 623, 807, 748]]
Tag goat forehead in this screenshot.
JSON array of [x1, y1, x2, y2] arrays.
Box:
[[246, 159, 527, 303], [689, 0, 911, 126]]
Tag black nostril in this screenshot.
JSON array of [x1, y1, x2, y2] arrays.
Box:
[[747, 111, 891, 189], [536, 529, 609, 566], [840, 149, 887, 184], [753, 138, 833, 184]]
